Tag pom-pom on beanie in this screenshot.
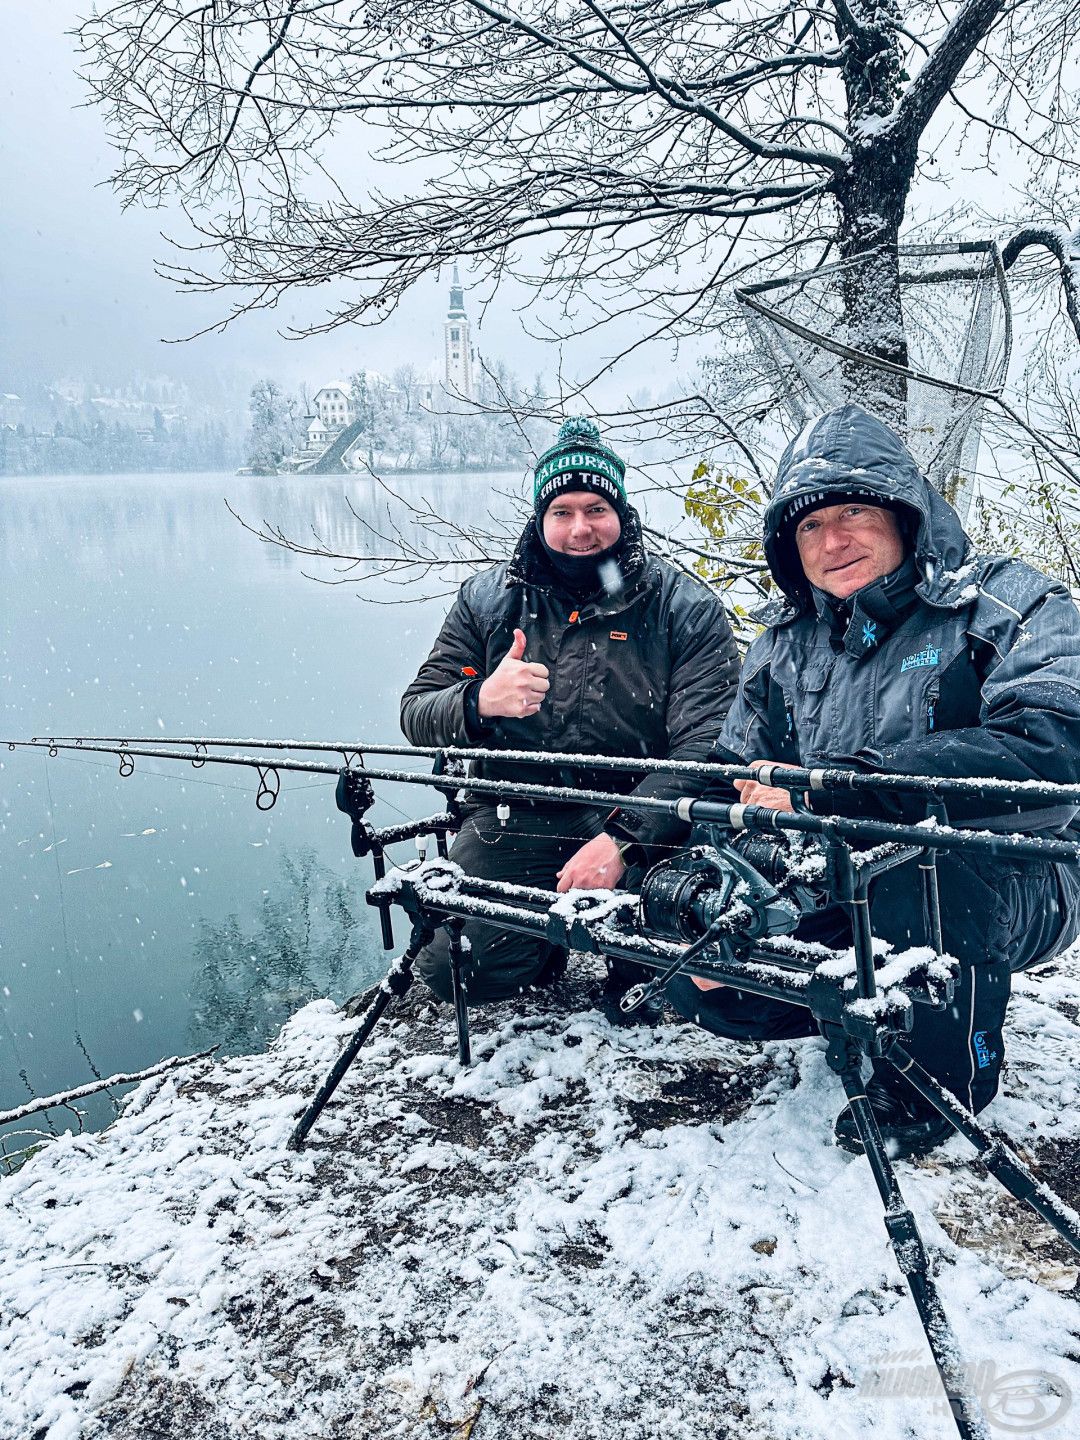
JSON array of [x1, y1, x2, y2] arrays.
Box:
[[533, 417, 628, 520]]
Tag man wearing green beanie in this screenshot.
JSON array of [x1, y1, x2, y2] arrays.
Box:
[[401, 417, 739, 1016]]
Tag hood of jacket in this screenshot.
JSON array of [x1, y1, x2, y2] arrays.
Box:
[[506, 504, 648, 595], [762, 404, 975, 616]]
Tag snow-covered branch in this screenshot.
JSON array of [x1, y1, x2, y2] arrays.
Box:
[[1003, 225, 1080, 349], [895, 0, 1007, 139], [0, 1047, 218, 1129]]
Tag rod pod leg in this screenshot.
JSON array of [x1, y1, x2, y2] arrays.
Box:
[[445, 916, 472, 1067], [883, 1041, 1080, 1253], [826, 1032, 989, 1440], [918, 852, 944, 955], [834, 849, 877, 1001], [920, 801, 949, 956], [287, 923, 429, 1151]]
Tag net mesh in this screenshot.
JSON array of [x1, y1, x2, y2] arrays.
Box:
[[737, 243, 1011, 520]]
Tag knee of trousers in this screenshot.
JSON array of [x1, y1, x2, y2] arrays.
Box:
[[413, 931, 559, 1006], [413, 938, 456, 1004], [665, 976, 746, 1038]]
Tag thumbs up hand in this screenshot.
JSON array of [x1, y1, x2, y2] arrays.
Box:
[[477, 629, 550, 719]]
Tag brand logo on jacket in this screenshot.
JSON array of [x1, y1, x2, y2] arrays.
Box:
[[862, 620, 878, 648], [901, 646, 940, 672], [973, 1030, 998, 1070]]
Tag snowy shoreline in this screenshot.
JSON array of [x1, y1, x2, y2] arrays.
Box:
[[3, 959, 1079, 1440]]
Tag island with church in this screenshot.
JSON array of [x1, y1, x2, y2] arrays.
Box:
[[258, 268, 544, 477]]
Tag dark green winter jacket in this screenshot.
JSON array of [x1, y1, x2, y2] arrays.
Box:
[[400, 509, 739, 850]]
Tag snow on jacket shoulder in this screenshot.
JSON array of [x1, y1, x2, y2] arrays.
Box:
[[400, 510, 740, 848]]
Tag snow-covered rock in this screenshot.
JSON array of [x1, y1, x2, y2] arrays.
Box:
[[2, 959, 1079, 1440]]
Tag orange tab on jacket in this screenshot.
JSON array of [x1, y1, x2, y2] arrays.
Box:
[[610, 631, 628, 641], [461, 666, 479, 677], [568, 610, 580, 624]]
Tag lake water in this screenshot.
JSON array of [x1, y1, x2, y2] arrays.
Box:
[[0, 469, 532, 1153]]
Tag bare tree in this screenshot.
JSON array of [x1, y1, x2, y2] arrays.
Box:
[[77, 1, 1079, 381], [77, 2, 1080, 603], [246, 375, 305, 471]]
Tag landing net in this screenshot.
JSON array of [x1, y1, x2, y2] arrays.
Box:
[[736, 242, 1012, 520]]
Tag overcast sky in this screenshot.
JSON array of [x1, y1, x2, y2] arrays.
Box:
[[0, 3, 574, 394], [3, 5, 1050, 406]]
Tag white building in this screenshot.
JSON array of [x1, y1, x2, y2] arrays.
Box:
[[297, 272, 475, 468], [443, 267, 473, 400], [305, 415, 333, 450], [312, 383, 354, 429]]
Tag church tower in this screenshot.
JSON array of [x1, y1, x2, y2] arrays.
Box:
[[444, 265, 473, 399]]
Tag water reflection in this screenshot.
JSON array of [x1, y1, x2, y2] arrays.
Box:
[[189, 847, 363, 1056], [2, 470, 531, 1139], [0, 470, 532, 580]]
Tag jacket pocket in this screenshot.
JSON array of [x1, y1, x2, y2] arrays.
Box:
[[796, 657, 833, 694], [790, 660, 833, 759]]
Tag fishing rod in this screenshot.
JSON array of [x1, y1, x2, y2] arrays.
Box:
[[24, 733, 1080, 811], [32, 733, 733, 778], [7, 738, 1080, 864]]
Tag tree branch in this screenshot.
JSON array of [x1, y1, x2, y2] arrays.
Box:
[[0, 1047, 218, 1128], [1002, 224, 1080, 347], [895, 0, 1008, 142]]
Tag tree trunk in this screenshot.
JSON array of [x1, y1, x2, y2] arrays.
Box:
[[835, 165, 911, 428], [833, 1, 918, 429]]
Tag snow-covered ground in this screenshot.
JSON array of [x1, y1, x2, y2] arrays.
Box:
[[3, 956, 1079, 1440]]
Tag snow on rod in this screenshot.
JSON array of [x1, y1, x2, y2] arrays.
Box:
[[19, 732, 1080, 810], [7, 737, 1080, 866]]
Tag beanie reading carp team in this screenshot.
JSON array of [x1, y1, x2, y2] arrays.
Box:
[[533, 417, 628, 521]]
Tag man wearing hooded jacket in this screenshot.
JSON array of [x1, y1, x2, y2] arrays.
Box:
[[401, 417, 739, 1006], [668, 403, 1080, 1158]]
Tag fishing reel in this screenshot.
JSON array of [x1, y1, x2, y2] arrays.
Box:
[[639, 828, 831, 945]]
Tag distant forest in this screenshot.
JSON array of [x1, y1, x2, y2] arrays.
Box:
[[0, 375, 246, 476]]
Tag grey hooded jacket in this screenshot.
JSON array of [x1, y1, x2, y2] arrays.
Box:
[[714, 405, 1080, 835], [401, 508, 739, 850]]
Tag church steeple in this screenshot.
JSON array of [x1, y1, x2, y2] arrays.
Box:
[[444, 265, 473, 398], [448, 265, 466, 319]]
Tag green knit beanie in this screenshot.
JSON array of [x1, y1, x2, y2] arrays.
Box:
[[533, 417, 628, 519]]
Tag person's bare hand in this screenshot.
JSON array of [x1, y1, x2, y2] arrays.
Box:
[[556, 833, 626, 893], [691, 976, 724, 991], [732, 759, 795, 813], [477, 629, 550, 719]]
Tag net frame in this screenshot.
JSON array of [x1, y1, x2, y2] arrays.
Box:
[[735, 242, 1012, 519]]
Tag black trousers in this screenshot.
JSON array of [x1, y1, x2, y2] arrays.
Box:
[[414, 802, 604, 1003], [666, 851, 1077, 1115]]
